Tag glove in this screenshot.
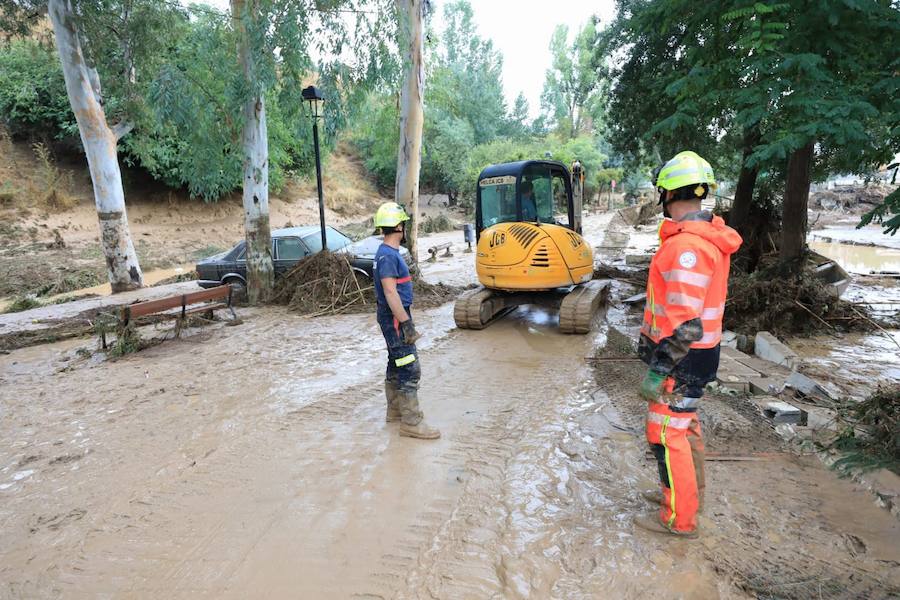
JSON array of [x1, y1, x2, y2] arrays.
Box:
[[639, 370, 667, 401], [399, 319, 421, 345]]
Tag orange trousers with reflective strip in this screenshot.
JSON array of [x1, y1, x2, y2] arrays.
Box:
[[645, 402, 705, 533]]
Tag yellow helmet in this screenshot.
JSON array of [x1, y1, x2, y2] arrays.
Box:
[[655, 151, 717, 195], [374, 202, 410, 230]]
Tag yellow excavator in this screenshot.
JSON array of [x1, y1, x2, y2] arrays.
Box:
[[454, 160, 609, 333]]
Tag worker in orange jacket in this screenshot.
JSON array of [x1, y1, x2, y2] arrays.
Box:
[[633, 151, 743, 538]]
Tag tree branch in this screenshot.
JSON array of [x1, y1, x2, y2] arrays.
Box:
[[111, 120, 134, 141]]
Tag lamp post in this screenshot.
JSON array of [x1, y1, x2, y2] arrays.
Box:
[[302, 85, 327, 252]]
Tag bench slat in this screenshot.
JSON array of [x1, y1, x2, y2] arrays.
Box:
[[123, 285, 231, 321]]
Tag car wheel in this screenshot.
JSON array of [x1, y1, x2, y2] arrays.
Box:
[[223, 277, 247, 303]]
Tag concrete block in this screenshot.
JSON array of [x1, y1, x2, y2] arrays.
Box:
[[749, 376, 786, 396], [754, 331, 801, 370], [785, 371, 837, 401], [722, 330, 739, 350], [764, 401, 807, 425], [625, 254, 652, 266]]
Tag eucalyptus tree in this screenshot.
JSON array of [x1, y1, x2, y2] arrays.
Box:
[[395, 0, 426, 263], [1, 0, 183, 292]]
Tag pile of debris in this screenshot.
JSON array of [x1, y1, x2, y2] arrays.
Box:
[[271, 252, 461, 316], [811, 183, 896, 213], [725, 262, 874, 337], [828, 384, 900, 476]]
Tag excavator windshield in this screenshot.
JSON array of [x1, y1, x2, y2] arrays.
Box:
[[476, 160, 575, 236]]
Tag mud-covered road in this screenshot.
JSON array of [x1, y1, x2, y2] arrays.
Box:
[[2, 212, 900, 598], [2, 293, 899, 598]]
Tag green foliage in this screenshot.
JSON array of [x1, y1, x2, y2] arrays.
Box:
[[350, 93, 400, 188], [0, 40, 77, 140], [859, 184, 900, 236], [604, 0, 899, 193], [420, 213, 453, 233], [827, 384, 900, 476], [540, 21, 605, 140], [3, 296, 41, 314]]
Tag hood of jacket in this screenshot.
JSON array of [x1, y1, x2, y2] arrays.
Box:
[[659, 214, 743, 255]]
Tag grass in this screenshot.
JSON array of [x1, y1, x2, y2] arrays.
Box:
[[191, 245, 226, 260], [35, 270, 103, 297], [3, 296, 41, 313], [420, 214, 454, 234]]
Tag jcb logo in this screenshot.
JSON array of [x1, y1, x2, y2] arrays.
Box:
[[489, 231, 507, 248]]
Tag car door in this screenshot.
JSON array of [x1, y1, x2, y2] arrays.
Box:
[[274, 236, 310, 277]]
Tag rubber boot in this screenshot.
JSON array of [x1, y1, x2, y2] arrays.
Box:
[[399, 421, 441, 440], [385, 380, 401, 423], [397, 390, 440, 439], [633, 514, 699, 539], [641, 489, 664, 506]]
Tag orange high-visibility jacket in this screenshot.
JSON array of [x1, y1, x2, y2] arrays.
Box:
[[641, 215, 742, 349]]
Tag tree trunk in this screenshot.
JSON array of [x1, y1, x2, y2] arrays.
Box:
[[48, 0, 142, 292], [233, 0, 273, 304], [728, 126, 760, 238], [395, 0, 425, 264], [781, 141, 814, 268]]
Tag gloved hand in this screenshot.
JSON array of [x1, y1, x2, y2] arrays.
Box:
[[639, 370, 667, 401], [399, 319, 421, 345]]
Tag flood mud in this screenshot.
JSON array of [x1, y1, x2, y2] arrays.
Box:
[[2, 213, 899, 598]]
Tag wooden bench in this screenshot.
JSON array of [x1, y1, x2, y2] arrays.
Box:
[[428, 242, 453, 262], [100, 285, 236, 348]]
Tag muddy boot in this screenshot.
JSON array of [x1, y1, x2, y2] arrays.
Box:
[[399, 421, 441, 439], [385, 380, 401, 423], [397, 390, 440, 439], [641, 490, 664, 506], [633, 514, 698, 539]]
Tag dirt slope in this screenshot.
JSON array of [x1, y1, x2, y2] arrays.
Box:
[[0, 139, 387, 299]]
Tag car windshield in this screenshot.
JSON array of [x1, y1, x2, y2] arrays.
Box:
[[302, 227, 352, 253]]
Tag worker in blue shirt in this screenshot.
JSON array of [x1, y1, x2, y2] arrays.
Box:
[[373, 202, 440, 440]]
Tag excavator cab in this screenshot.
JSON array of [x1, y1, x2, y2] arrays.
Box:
[[455, 160, 608, 333], [475, 161, 582, 238]]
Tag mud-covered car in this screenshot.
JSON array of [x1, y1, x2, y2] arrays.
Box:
[[195, 225, 408, 289]]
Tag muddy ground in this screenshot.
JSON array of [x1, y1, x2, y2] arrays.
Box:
[[2, 208, 900, 598]]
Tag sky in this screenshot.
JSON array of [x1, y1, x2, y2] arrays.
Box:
[[194, 0, 618, 119], [440, 0, 617, 118]]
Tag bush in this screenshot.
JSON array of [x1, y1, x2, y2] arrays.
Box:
[[421, 213, 454, 233], [0, 40, 77, 141]]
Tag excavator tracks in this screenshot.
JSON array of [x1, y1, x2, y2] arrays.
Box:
[[454, 280, 610, 333], [558, 280, 610, 334], [454, 287, 513, 330]]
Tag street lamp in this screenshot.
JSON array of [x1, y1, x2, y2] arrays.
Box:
[[302, 85, 327, 253]]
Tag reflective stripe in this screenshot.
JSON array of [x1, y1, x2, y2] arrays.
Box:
[[644, 302, 667, 316], [641, 323, 662, 338], [701, 305, 724, 320], [697, 329, 722, 345], [661, 269, 711, 288], [396, 276, 412, 284], [666, 292, 703, 311], [661, 416, 677, 528], [395, 353, 417, 367], [660, 166, 702, 180], [647, 411, 692, 429]]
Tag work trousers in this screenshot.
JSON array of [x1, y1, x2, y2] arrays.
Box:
[[646, 384, 706, 533], [377, 305, 422, 425]]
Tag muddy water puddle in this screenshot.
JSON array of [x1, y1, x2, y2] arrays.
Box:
[[810, 240, 900, 274]]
